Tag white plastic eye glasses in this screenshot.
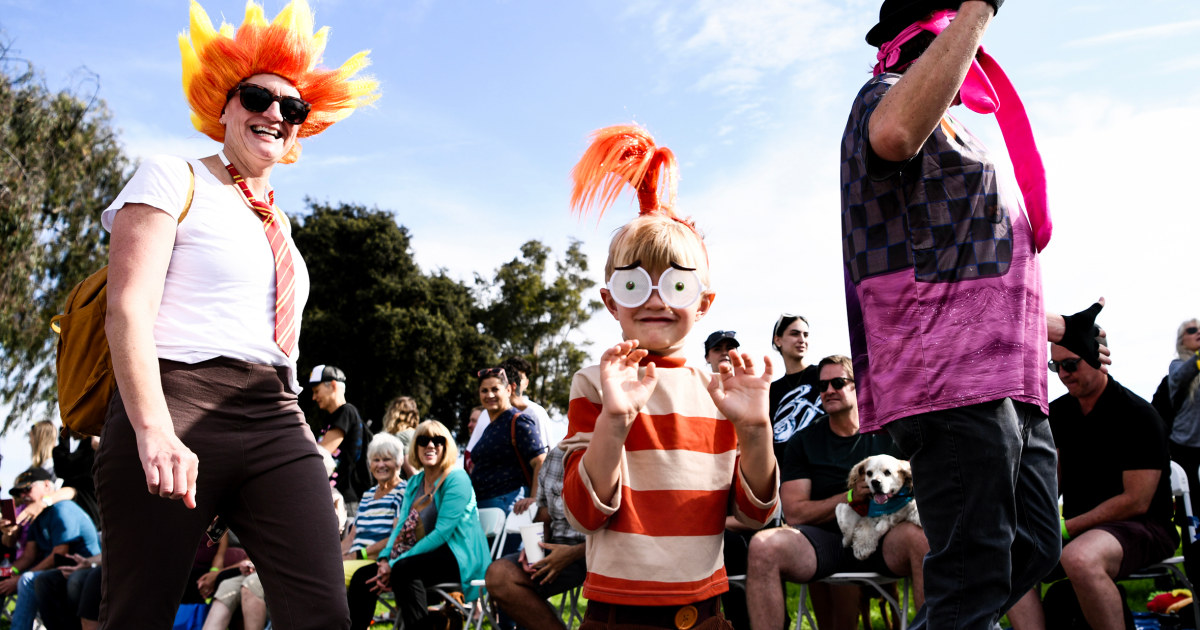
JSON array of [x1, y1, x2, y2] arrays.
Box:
[[606, 266, 706, 309]]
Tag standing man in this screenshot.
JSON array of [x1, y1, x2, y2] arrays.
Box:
[[704, 330, 740, 373], [1008, 343, 1175, 630], [769, 315, 823, 460], [840, 1, 1106, 626], [310, 364, 364, 518]]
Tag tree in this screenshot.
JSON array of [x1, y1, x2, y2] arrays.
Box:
[[475, 239, 602, 416], [291, 201, 493, 436], [0, 47, 130, 432]]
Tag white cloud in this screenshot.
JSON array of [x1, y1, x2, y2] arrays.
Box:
[[1066, 19, 1200, 48]]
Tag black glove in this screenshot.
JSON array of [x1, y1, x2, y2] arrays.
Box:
[[1060, 302, 1104, 369]]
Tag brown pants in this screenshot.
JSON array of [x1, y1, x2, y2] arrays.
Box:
[[581, 596, 734, 630], [95, 357, 349, 630]]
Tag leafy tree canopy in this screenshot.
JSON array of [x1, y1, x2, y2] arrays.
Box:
[[0, 47, 130, 432]]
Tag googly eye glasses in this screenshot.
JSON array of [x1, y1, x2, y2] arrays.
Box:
[[606, 266, 706, 309]]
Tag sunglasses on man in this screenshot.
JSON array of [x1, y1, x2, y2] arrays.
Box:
[[1048, 358, 1082, 374], [818, 376, 854, 392], [415, 435, 447, 448], [226, 83, 311, 125]]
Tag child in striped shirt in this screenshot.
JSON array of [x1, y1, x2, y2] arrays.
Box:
[[560, 124, 780, 629]]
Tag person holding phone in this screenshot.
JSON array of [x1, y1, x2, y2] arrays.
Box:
[[0, 468, 100, 630]]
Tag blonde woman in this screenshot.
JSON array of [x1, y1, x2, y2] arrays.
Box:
[[28, 421, 56, 476], [346, 421, 489, 630]]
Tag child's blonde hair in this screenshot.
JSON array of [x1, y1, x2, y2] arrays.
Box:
[[570, 124, 710, 289]]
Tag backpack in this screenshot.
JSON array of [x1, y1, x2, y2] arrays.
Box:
[[50, 163, 195, 436], [349, 417, 375, 496]]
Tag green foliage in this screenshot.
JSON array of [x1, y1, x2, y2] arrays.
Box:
[[291, 200, 493, 435], [475, 239, 602, 417], [0, 47, 130, 432]]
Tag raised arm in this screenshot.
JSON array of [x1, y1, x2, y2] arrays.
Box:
[[868, 1, 995, 162], [107, 204, 199, 508], [583, 341, 658, 505]]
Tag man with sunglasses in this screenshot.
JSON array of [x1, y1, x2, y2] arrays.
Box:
[[768, 315, 824, 461], [1006, 343, 1175, 630], [0, 468, 101, 630], [746, 355, 927, 630]]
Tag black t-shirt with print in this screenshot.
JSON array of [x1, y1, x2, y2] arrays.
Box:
[[768, 365, 824, 460], [324, 402, 364, 503]]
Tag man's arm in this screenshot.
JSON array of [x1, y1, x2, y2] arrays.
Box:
[[780, 479, 844, 526], [868, 1, 995, 162], [318, 427, 345, 454], [1063, 469, 1161, 537]]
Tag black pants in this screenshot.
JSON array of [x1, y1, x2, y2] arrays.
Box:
[[347, 544, 461, 630], [95, 358, 349, 630]]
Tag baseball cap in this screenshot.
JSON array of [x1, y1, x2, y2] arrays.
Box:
[[12, 467, 53, 492], [704, 330, 740, 354], [308, 365, 346, 385], [866, 0, 939, 47]]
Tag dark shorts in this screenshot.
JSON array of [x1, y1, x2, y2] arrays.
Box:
[[795, 524, 896, 581], [1091, 519, 1178, 580], [499, 549, 587, 599]]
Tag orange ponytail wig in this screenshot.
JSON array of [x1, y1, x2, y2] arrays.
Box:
[[179, 0, 379, 164], [571, 124, 709, 284]]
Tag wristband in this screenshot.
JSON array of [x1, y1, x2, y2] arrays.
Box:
[[40, 497, 52, 509], [360, 548, 368, 560], [209, 566, 220, 572], [1060, 517, 1070, 541], [10, 568, 18, 576], [846, 490, 853, 503]]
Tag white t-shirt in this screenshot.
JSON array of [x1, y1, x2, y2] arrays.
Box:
[[102, 155, 310, 392]]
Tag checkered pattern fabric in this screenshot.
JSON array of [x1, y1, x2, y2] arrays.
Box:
[[841, 75, 1013, 284]]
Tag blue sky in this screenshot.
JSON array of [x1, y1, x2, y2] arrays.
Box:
[[2, 0, 1199, 485]]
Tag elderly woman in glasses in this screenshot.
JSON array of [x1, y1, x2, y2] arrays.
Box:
[[1167, 320, 1200, 521], [346, 421, 490, 630], [94, 2, 377, 628], [468, 366, 547, 516]]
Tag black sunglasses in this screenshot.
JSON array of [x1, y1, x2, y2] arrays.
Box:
[[1048, 358, 1082, 374], [818, 377, 854, 392], [9, 487, 30, 498], [226, 84, 311, 125], [416, 435, 447, 448], [1186, 326, 1199, 336]]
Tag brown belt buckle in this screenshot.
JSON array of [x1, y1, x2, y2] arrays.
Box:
[[674, 604, 698, 629]]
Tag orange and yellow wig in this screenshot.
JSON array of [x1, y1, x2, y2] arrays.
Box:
[[179, 0, 379, 164], [570, 124, 709, 284]]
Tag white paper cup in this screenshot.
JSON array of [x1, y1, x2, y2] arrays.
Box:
[[520, 523, 545, 564]]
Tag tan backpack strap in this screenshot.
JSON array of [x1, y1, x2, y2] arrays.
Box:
[[178, 161, 196, 224]]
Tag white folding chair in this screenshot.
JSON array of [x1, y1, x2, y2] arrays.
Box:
[[796, 573, 909, 630], [1120, 460, 1200, 630]]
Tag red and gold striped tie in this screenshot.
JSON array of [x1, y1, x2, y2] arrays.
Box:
[[224, 162, 297, 357]]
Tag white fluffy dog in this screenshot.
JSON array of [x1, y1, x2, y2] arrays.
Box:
[[834, 454, 921, 560]]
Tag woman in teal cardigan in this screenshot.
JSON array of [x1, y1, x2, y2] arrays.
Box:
[[346, 420, 489, 630]]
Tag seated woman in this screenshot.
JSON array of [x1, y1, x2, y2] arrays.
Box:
[[341, 433, 407, 578], [346, 421, 490, 630], [382, 396, 421, 479], [468, 367, 546, 515]]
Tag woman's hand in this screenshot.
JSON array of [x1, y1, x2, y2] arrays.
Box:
[[707, 353, 773, 432], [598, 340, 657, 428], [513, 497, 537, 515], [15, 502, 44, 527], [135, 425, 200, 509], [367, 560, 392, 594]]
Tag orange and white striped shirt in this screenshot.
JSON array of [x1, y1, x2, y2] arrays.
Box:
[[561, 355, 779, 606]]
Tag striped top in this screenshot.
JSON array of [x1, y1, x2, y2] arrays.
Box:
[[561, 355, 778, 606], [348, 482, 407, 554]]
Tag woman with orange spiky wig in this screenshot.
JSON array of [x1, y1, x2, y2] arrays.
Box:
[[94, 2, 376, 628], [558, 125, 779, 629]]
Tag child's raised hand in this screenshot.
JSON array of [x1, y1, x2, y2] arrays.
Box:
[[707, 353, 773, 431], [598, 340, 657, 427]]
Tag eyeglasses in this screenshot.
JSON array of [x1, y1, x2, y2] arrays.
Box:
[[1186, 327, 1199, 336], [226, 84, 311, 125], [415, 435, 447, 448], [606, 266, 706, 309], [774, 313, 808, 338], [818, 377, 854, 392], [476, 367, 507, 383], [1048, 358, 1082, 374]]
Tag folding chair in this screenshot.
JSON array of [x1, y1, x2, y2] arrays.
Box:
[[796, 573, 909, 630], [1119, 460, 1200, 630], [462, 507, 535, 630], [556, 585, 585, 629]]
